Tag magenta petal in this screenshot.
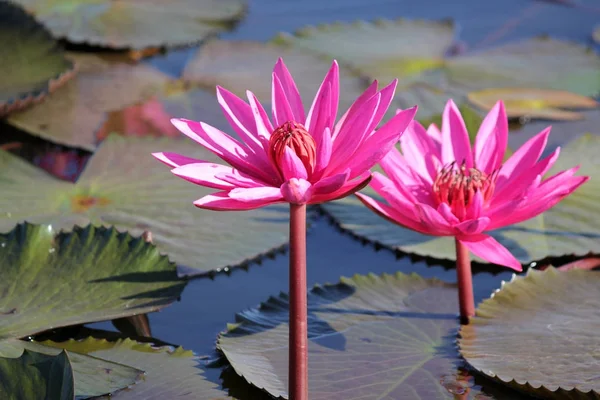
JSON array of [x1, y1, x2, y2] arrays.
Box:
[[312, 170, 349, 195], [333, 80, 378, 138], [216, 87, 263, 151], [272, 74, 297, 127], [246, 91, 273, 141], [281, 147, 308, 180], [228, 186, 284, 202], [400, 120, 441, 183], [441, 99, 473, 168], [414, 203, 454, 234], [365, 79, 398, 135], [307, 61, 339, 134], [281, 178, 313, 204], [216, 171, 265, 188], [459, 235, 522, 271], [313, 127, 333, 179], [355, 192, 429, 234], [306, 83, 333, 152], [152, 152, 201, 168], [474, 101, 508, 173], [194, 191, 282, 211], [172, 162, 235, 189], [437, 203, 459, 225], [455, 217, 490, 235], [273, 58, 305, 122], [309, 171, 371, 203]]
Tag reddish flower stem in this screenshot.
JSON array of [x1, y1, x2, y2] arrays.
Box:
[[289, 203, 308, 400], [455, 238, 475, 325]]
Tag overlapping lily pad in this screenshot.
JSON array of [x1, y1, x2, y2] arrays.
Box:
[[0, 1, 75, 117], [467, 88, 598, 121], [0, 136, 290, 277], [43, 337, 236, 399], [218, 272, 511, 399], [10, 0, 246, 49], [0, 350, 74, 400], [322, 133, 599, 265], [182, 40, 367, 114], [7, 53, 171, 151], [459, 267, 600, 399]]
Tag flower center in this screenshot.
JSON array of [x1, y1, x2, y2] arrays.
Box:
[[433, 162, 497, 213], [268, 121, 316, 177]]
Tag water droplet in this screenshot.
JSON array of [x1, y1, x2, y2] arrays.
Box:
[[48, 248, 55, 254]]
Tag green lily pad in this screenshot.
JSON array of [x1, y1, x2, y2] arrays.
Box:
[[459, 267, 600, 399], [0, 349, 74, 400], [322, 133, 597, 266], [7, 53, 171, 151], [0, 339, 143, 398], [10, 0, 246, 49], [43, 337, 236, 399], [182, 40, 366, 114], [218, 272, 516, 399], [0, 136, 290, 277], [0, 1, 75, 117], [0, 223, 184, 339]]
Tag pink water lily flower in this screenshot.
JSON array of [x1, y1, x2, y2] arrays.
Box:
[[153, 59, 417, 209], [357, 99, 589, 271]]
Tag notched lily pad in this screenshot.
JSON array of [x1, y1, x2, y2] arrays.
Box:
[[0, 136, 290, 277], [468, 88, 598, 121], [0, 1, 75, 117], [0, 222, 184, 339], [459, 267, 600, 399], [218, 272, 510, 399], [0, 349, 74, 400], [10, 0, 247, 49]]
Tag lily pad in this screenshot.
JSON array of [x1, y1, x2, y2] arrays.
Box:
[[7, 53, 171, 151], [0, 136, 290, 277], [10, 0, 246, 49], [322, 133, 598, 265], [0, 223, 184, 339], [0, 1, 75, 117], [43, 337, 236, 399], [182, 40, 367, 114], [218, 272, 513, 399], [0, 349, 74, 400], [459, 267, 600, 399], [0, 339, 143, 398], [467, 88, 598, 121]]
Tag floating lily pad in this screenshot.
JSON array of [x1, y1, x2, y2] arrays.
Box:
[[218, 272, 514, 399], [468, 88, 598, 121], [182, 40, 367, 114], [459, 267, 600, 399], [0, 339, 143, 398], [10, 0, 246, 49], [0, 349, 74, 400], [7, 53, 171, 151], [0, 136, 290, 277], [43, 337, 236, 399], [0, 1, 75, 117], [322, 133, 598, 266], [0, 223, 184, 339]]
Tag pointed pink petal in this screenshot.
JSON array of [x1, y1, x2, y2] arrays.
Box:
[[228, 186, 284, 202], [364, 79, 398, 135], [309, 171, 371, 203], [427, 123, 441, 138], [172, 162, 235, 189], [333, 80, 378, 138], [216, 170, 265, 188], [306, 61, 339, 133], [474, 101, 508, 173], [441, 99, 473, 168], [496, 127, 550, 191], [152, 152, 201, 168], [281, 147, 308, 180], [455, 217, 490, 235], [355, 192, 428, 234], [281, 178, 313, 204], [312, 169, 349, 195], [414, 203, 454, 235], [194, 191, 282, 211], [437, 203, 460, 225], [272, 74, 297, 127], [273, 58, 305, 122], [306, 83, 332, 152], [313, 127, 332, 179], [400, 120, 442, 184], [216, 87, 262, 148], [459, 235, 522, 271], [247, 90, 273, 141], [466, 191, 484, 220]]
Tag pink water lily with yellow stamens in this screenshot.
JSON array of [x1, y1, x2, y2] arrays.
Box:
[[153, 59, 416, 209], [152, 58, 417, 400], [356, 99, 588, 322]]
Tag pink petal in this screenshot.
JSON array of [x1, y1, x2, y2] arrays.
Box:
[[459, 235, 522, 271], [216, 87, 264, 154], [246, 91, 273, 141], [306, 61, 339, 134], [172, 162, 235, 189], [455, 217, 490, 235], [364, 79, 398, 135], [228, 186, 284, 202], [280, 147, 308, 180], [400, 120, 442, 184], [466, 191, 484, 220], [355, 192, 429, 234], [216, 170, 265, 188], [309, 172, 371, 203], [272, 74, 297, 127], [333, 80, 378, 138], [194, 191, 282, 211], [414, 203, 454, 235], [312, 169, 349, 195], [474, 101, 508, 173], [313, 127, 332, 179], [346, 106, 418, 179], [273, 58, 305, 122], [152, 152, 201, 168], [306, 83, 332, 152], [441, 99, 473, 168], [281, 178, 313, 204], [437, 203, 460, 225]]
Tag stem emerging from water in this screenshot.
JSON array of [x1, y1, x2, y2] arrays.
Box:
[[289, 203, 308, 400], [455, 238, 475, 325]]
